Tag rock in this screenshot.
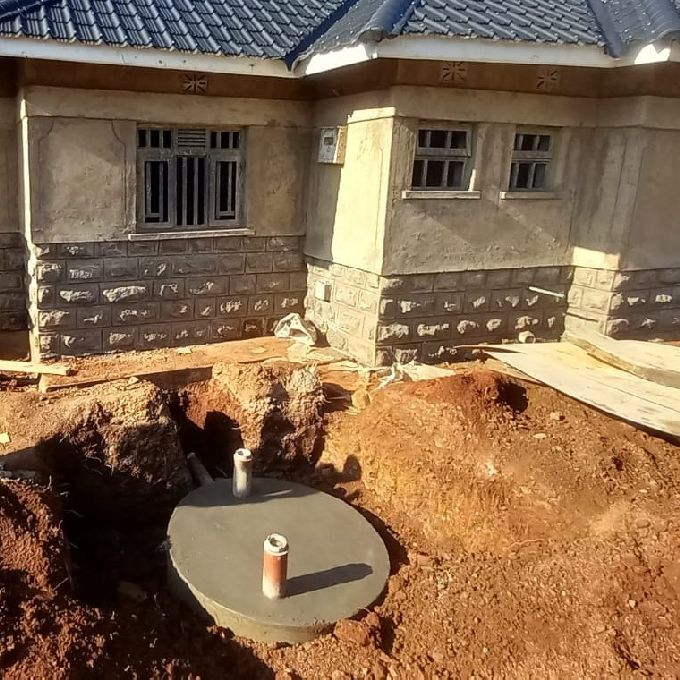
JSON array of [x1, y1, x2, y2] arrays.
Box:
[[533, 432, 547, 440], [0, 432, 10, 445], [549, 411, 565, 421], [117, 580, 147, 603], [334, 619, 373, 647]]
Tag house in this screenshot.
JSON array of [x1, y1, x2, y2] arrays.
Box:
[[0, 0, 679, 365]]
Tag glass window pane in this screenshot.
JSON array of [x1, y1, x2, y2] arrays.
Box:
[[163, 130, 172, 148], [418, 130, 428, 147], [538, 135, 551, 151], [428, 130, 448, 148], [515, 162, 531, 189], [138, 129, 146, 148], [411, 159, 425, 188], [450, 131, 467, 150], [446, 161, 465, 188], [425, 159, 445, 187], [533, 163, 547, 188]]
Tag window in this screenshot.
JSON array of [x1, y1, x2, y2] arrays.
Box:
[[411, 127, 472, 190], [137, 128, 243, 230], [509, 132, 553, 191]]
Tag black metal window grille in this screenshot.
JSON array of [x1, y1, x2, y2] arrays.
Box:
[[411, 127, 472, 190], [509, 132, 553, 191], [137, 127, 243, 230]]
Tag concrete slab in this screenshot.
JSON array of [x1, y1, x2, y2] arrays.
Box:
[[167, 478, 390, 643]]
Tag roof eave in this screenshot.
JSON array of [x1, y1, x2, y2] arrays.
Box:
[[0, 35, 297, 78]]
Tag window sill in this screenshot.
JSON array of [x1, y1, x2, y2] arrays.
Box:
[[401, 190, 481, 200], [499, 191, 561, 200], [129, 228, 254, 241]]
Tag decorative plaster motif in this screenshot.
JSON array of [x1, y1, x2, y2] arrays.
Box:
[[182, 73, 208, 94], [536, 67, 560, 91], [440, 61, 468, 83]]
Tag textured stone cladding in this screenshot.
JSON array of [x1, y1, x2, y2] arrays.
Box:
[[567, 267, 680, 339], [31, 236, 306, 357], [306, 258, 571, 366], [0, 233, 28, 331]]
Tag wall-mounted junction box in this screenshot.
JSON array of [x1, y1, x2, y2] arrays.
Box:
[[317, 126, 347, 165]]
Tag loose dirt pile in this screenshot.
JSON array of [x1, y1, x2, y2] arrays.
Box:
[[178, 362, 324, 474], [322, 368, 680, 675]]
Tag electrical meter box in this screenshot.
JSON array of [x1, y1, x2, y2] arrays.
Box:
[[317, 126, 347, 164]]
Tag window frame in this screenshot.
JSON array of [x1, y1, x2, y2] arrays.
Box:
[[508, 129, 555, 192], [136, 127, 245, 232], [410, 123, 475, 192]]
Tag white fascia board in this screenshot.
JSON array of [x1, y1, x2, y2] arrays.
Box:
[[0, 36, 296, 78], [297, 43, 377, 76]]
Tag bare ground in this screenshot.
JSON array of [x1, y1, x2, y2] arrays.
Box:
[[0, 361, 679, 678]]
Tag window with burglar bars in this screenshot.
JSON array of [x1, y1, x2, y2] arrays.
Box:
[[411, 127, 473, 190], [137, 128, 243, 230], [509, 132, 553, 191]]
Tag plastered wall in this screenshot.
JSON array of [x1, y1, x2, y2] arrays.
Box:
[[0, 99, 18, 233], [19, 86, 313, 243]]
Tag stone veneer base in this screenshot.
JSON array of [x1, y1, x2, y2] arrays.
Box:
[[30, 235, 306, 358], [0, 233, 28, 331]]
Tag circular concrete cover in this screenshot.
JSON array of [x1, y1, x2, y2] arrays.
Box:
[[167, 478, 390, 643]]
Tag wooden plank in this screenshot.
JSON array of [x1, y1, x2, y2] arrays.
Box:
[[565, 328, 680, 389], [486, 343, 680, 440], [0, 360, 73, 376]]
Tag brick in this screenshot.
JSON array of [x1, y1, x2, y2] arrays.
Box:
[[67, 260, 103, 282], [98, 242, 127, 257], [185, 277, 228, 297], [58, 243, 96, 259], [172, 255, 218, 276], [104, 329, 138, 351], [36, 286, 54, 308], [128, 241, 158, 256], [0, 233, 22, 248], [140, 257, 171, 278], [257, 273, 289, 293], [58, 284, 99, 305], [343, 268, 366, 287], [375, 347, 393, 367], [0, 312, 26, 331], [187, 238, 214, 253], [265, 317, 282, 335], [657, 310, 680, 330], [4, 248, 25, 271], [422, 341, 460, 363], [511, 314, 542, 331], [112, 302, 159, 325], [195, 299, 216, 319], [77, 306, 111, 327], [397, 294, 435, 317], [357, 290, 378, 314], [245, 252, 273, 273], [415, 319, 451, 339], [382, 274, 434, 294], [433, 272, 462, 291], [36, 262, 64, 284], [34, 244, 55, 259], [275, 293, 303, 313], [38, 334, 59, 356], [335, 284, 359, 307], [267, 236, 299, 252], [572, 268, 598, 287], [159, 239, 188, 254], [326, 327, 348, 352], [484, 315, 507, 334], [249, 295, 273, 315], [104, 258, 139, 280], [461, 271, 486, 288], [377, 322, 409, 344], [242, 318, 265, 338], [211, 319, 241, 340], [0, 292, 26, 311], [243, 237, 267, 252], [101, 284, 149, 303], [218, 253, 246, 274], [435, 292, 463, 314], [611, 271, 634, 291], [379, 298, 396, 319], [610, 292, 648, 311], [217, 295, 248, 317], [605, 318, 630, 337], [486, 270, 513, 289], [511, 269, 535, 286], [139, 324, 171, 349], [659, 268, 680, 285], [455, 319, 480, 335], [533, 267, 562, 286], [579, 288, 611, 313], [161, 300, 194, 319], [289, 271, 307, 291], [61, 330, 102, 355], [214, 236, 243, 252], [652, 289, 675, 306], [394, 347, 419, 364], [336, 307, 365, 335], [491, 289, 521, 310], [154, 280, 186, 299], [229, 275, 257, 295], [522, 292, 540, 309], [273, 252, 304, 272], [464, 292, 489, 312], [38, 309, 74, 329], [630, 270, 660, 288], [172, 321, 210, 345]]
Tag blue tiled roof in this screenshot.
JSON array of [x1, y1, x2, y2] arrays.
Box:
[[1, 0, 679, 62]]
